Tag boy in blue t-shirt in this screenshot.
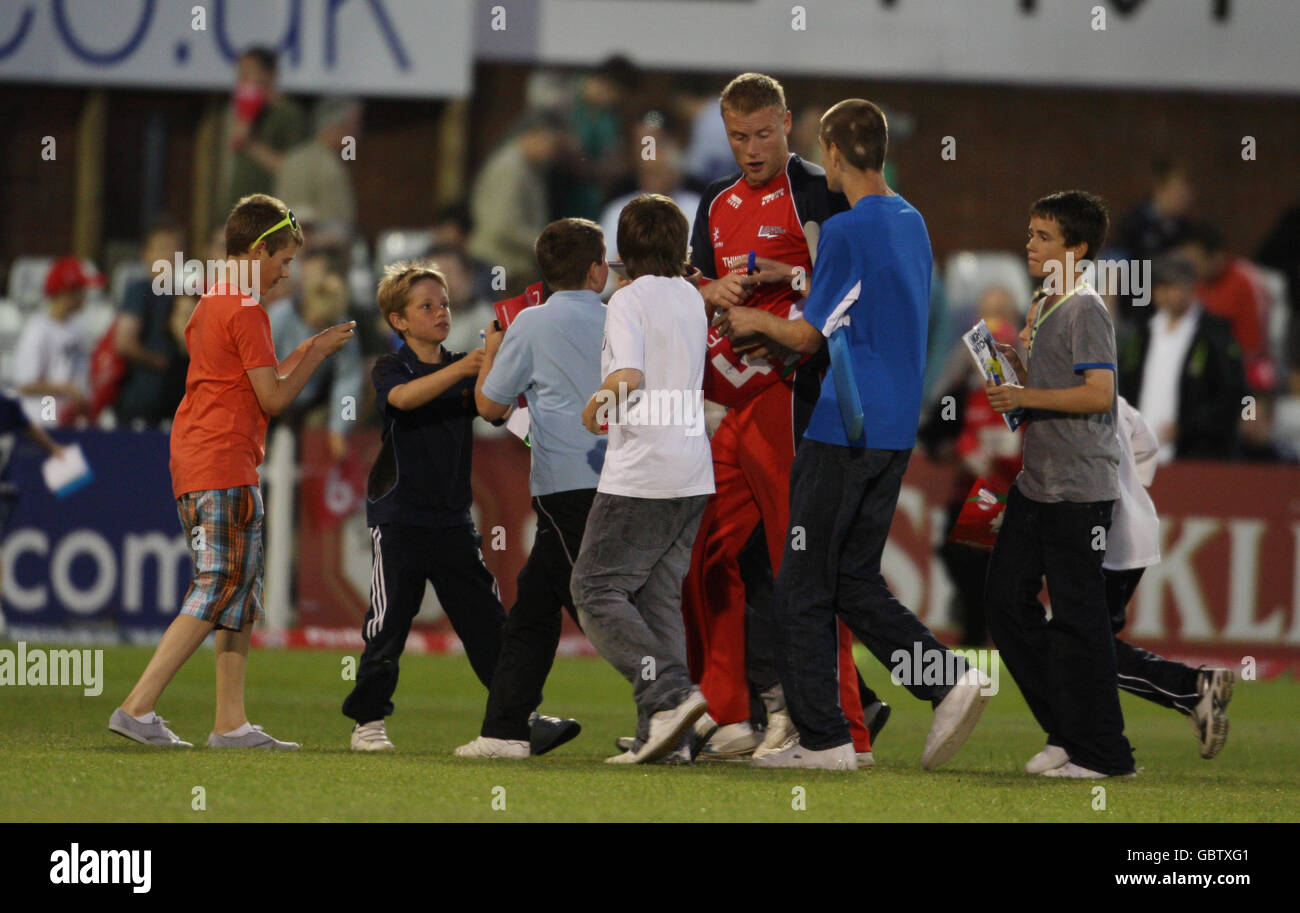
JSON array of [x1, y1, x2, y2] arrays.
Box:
[[718, 100, 990, 771]]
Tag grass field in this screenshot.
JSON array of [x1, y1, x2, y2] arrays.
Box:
[[1, 644, 1296, 822]]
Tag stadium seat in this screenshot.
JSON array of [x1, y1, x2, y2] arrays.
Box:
[[7, 256, 54, 310], [1255, 265, 1291, 379], [375, 228, 433, 270]]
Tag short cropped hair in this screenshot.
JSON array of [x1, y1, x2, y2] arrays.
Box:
[[617, 195, 689, 280], [720, 72, 787, 116], [377, 260, 448, 339], [240, 46, 278, 76], [1030, 190, 1110, 262], [535, 218, 605, 290], [225, 193, 303, 256], [819, 99, 888, 173]]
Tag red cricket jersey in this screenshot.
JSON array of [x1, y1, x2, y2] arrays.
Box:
[[689, 154, 848, 408]]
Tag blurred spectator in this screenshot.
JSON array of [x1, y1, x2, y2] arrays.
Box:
[[268, 270, 362, 461], [553, 56, 639, 221], [1176, 221, 1272, 375], [12, 257, 99, 425], [218, 46, 308, 217], [791, 104, 827, 167], [114, 220, 190, 425], [919, 288, 1023, 646], [431, 200, 497, 305], [599, 131, 700, 260], [275, 97, 363, 237], [1118, 255, 1245, 462], [467, 109, 567, 294], [1237, 393, 1299, 463], [429, 246, 496, 355], [1255, 200, 1300, 389], [673, 76, 733, 189], [1112, 160, 1195, 325], [1113, 159, 1195, 262]]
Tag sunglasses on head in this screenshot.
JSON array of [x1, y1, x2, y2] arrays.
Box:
[[251, 209, 300, 251]]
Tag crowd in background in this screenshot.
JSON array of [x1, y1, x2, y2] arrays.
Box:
[[5, 48, 1300, 487]]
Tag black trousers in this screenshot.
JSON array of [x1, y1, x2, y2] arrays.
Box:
[[740, 523, 880, 723], [984, 484, 1135, 775], [1106, 567, 1201, 714], [774, 441, 962, 751], [342, 523, 506, 724], [479, 488, 595, 741]]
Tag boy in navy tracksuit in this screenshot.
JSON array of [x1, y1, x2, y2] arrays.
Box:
[[342, 260, 506, 750]]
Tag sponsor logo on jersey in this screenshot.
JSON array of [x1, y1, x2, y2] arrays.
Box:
[[757, 225, 786, 239], [761, 187, 786, 206], [713, 226, 723, 248], [726, 193, 743, 209], [721, 254, 750, 270]]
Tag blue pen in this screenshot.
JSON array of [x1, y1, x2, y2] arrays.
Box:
[[747, 250, 757, 275]]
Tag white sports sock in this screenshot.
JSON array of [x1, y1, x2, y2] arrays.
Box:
[[131, 711, 159, 724], [221, 722, 254, 737]]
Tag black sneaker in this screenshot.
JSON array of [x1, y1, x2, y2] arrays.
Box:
[[863, 701, 891, 744], [528, 712, 582, 756]]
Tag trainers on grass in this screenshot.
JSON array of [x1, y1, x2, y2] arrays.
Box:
[[207, 724, 299, 750], [454, 736, 529, 759], [108, 708, 192, 748], [350, 720, 395, 752]]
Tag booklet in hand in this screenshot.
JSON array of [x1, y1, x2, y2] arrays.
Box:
[[963, 319, 1026, 431]]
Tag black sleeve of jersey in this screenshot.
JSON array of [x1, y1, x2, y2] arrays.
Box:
[[690, 173, 741, 280], [788, 154, 849, 229]]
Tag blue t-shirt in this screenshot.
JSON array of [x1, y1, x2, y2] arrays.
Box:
[[801, 194, 932, 450], [481, 289, 607, 496]]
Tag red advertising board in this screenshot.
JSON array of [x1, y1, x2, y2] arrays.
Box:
[[292, 428, 1300, 676]]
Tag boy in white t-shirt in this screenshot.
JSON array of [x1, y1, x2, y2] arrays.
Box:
[[572, 194, 714, 764]]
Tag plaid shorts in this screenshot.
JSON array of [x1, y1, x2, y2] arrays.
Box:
[[176, 485, 264, 631]]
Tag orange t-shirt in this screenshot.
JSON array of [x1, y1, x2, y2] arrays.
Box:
[[169, 284, 279, 498]]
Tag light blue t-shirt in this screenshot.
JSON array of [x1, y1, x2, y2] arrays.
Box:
[[801, 194, 932, 450], [480, 289, 607, 496]]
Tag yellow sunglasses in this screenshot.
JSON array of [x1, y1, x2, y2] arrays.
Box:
[[251, 209, 300, 251]]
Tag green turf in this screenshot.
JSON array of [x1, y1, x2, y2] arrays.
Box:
[[0, 643, 1295, 822]]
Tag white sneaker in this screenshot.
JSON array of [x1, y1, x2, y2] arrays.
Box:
[[856, 751, 875, 768], [751, 709, 799, 760], [1025, 743, 1069, 774], [637, 689, 709, 764], [454, 736, 529, 759], [606, 750, 639, 764], [751, 741, 857, 771], [1191, 668, 1233, 759], [700, 720, 761, 759], [350, 720, 395, 752], [921, 667, 992, 770], [1041, 762, 1136, 779]]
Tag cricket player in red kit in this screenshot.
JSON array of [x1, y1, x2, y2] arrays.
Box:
[[684, 73, 871, 760]]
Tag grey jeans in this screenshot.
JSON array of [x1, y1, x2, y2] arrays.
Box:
[[571, 492, 708, 732]]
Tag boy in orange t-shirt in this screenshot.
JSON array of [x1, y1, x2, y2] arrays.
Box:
[[109, 193, 355, 749]]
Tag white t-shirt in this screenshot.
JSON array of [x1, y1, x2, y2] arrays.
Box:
[[1104, 396, 1162, 571], [11, 310, 90, 425], [1138, 305, 1199, 464], [597, 275, 714, 499]]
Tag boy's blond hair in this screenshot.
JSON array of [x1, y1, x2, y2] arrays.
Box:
[[377, 260, 448, 339]]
